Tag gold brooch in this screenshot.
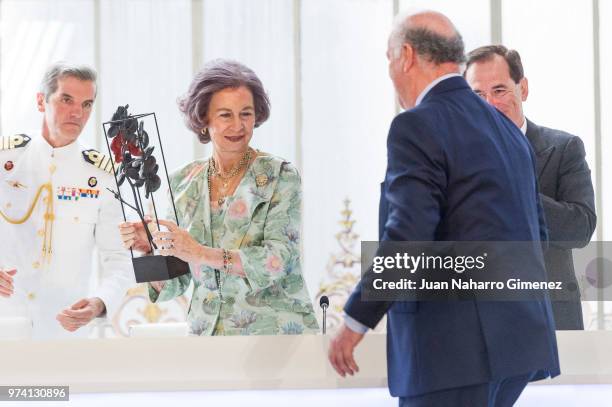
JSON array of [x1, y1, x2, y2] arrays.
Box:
[[255, 174, 268, 187]]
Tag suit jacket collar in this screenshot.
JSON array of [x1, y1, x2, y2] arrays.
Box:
[[421, 76, 471, 105], [526, 119, 546, 153], [525, 118, 554, 180]]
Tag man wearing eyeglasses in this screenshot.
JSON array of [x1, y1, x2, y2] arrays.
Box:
[[464, 45, 596, 330]]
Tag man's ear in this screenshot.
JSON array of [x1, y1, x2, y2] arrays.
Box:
[[401, 43, 415, 73], [519, 77, 529, 102], [36, 93, 46, 113]]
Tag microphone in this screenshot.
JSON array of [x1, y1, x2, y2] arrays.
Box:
[[319, 295, 329, 335]]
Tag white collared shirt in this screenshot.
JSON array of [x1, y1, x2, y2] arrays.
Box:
[[415, 73, 462, 107]]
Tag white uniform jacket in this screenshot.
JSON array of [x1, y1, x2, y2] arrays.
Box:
[[0, 134, 134, 339]]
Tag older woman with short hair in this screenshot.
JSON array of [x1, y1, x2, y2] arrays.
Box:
[[119, 59, 318, 336]]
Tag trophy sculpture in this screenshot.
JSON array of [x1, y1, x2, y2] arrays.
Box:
[[103, 105, 189, 283]]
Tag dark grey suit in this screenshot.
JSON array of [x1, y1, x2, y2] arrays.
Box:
[[526, 119, 597, 330]]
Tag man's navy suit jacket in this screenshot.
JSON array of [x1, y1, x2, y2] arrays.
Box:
[[345, 76, 560, 397]]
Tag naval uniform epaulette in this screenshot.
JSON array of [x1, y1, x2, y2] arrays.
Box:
[[0, 134, 31, 152], [82, 149, 116, 175]]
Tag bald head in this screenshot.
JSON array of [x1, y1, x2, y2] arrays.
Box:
[[406, 11, 458, 38], [389, 10, 465, 65]]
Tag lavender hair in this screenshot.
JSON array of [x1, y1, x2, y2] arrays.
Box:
[[178, 59, 271, 144]]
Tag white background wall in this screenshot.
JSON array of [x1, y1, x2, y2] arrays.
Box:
[[1, 0, 609, 327]]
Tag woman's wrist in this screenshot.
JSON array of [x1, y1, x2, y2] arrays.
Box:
[[199, 245, 213, 266], [198, 246, 243, 276]]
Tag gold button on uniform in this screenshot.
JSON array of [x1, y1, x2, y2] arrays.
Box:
[[27, 292, 36, 301], [73, 216, 79, 223], [32, 261, 40, 269], [49, 164, 56, 173]]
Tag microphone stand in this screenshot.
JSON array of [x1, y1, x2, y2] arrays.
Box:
[[320, 296, 329, 335]]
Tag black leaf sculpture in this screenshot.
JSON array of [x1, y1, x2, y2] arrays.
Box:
[[103, 105, 190, 283], [105, 105, 163, 250]]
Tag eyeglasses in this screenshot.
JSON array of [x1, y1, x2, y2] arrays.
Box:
[[474, 87, 513, 101]]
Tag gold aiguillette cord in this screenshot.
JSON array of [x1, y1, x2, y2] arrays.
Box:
[[0, 183, 54, 264]]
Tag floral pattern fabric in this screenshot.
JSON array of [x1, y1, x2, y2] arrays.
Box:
[[149, 153, 319, 336]]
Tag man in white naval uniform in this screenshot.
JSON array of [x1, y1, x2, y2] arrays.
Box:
[[0, 62, 134, 339]]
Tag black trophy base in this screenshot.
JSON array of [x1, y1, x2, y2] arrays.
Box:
[[132, 255, 190, 283]]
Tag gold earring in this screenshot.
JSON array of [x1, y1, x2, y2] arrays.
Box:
[[200, 128, 209, 138]]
